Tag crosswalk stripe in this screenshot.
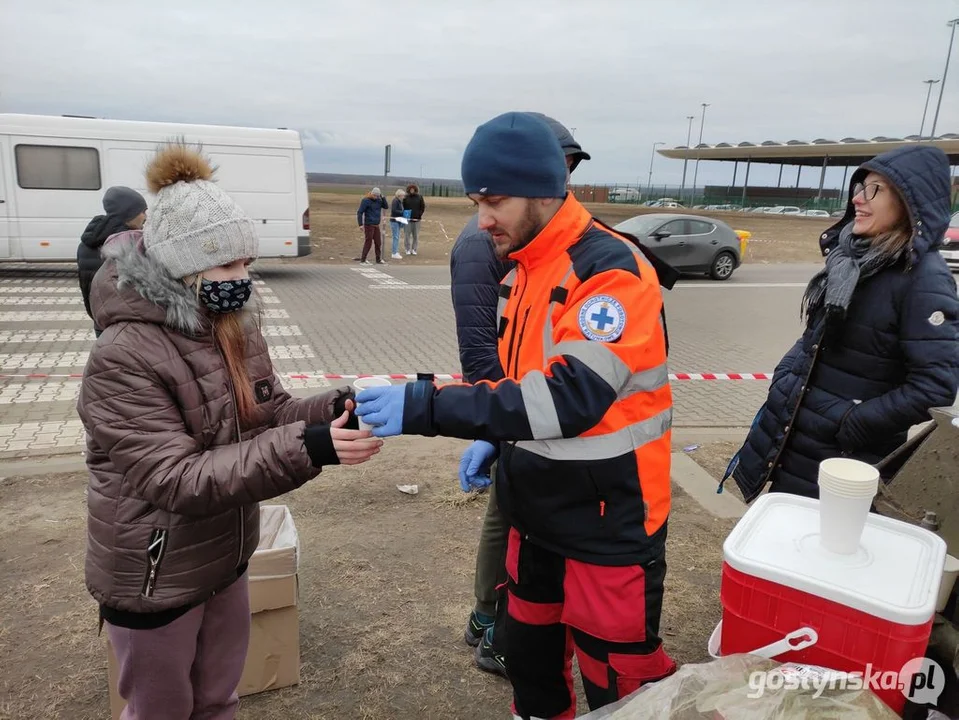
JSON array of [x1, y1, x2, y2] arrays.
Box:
[[0, 352, 89, 369], [0, 325, 304, 344], [0, 329, 95, 343], [0, 311, 89, 322], [0, 286, 80, 294], [0, 297, 86, 306]]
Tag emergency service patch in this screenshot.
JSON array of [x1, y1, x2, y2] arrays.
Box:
[[579, 295, 626, 342]]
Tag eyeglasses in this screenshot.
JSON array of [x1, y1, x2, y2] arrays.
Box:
[[852, 182, 884, 201]]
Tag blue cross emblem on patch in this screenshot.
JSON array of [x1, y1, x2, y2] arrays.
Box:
[[579, 295, 627, 342]]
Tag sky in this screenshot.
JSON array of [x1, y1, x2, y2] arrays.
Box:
[[4, 0, 959, 191]]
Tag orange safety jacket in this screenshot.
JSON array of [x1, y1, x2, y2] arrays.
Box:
[[403, 194, 672, 565]]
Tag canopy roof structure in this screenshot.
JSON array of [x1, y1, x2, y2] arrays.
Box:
[[658, 135, 959, 167]]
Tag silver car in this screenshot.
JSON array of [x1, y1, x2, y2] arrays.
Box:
[[612, 213, 743, 281]]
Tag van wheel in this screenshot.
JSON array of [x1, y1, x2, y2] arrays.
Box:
[[710, 251, 736, 281]]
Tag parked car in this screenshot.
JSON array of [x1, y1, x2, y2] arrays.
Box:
[[765, 206, 802, 215], [613, 213, 743, 280], [940, 211, 959, 272], [645, 198, 684, 208], [803, 209, 831, 218]]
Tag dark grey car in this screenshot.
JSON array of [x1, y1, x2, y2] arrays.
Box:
[[612, 213, 743, 280]]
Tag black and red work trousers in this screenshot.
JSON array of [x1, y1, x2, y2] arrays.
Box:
[[504, 528, 676, 719]]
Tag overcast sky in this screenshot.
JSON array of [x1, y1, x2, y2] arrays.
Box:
[[4, 0, 959, 190]]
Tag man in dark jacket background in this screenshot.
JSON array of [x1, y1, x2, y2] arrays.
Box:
[[77, 186, 147, 337], [355, 187, 389, 265], [403, 183, 426, 255], [450, 113, 590, 677]]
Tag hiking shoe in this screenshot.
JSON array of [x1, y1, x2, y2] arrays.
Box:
[[475, 627, 508, 678], [464, 610, 494, 647]]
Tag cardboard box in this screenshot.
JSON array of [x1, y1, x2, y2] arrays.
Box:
[[107, 505, 300, 719], [239, 504, 301, 696]]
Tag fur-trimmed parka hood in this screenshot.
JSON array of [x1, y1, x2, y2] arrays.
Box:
[[90, 239, 257, 336]]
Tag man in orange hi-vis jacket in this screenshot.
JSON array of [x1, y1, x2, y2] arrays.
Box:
[[356, 111, 677, 719]]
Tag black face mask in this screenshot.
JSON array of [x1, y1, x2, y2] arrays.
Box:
[[197, 278, 253, 313]]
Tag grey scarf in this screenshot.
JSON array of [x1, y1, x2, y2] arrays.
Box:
[[801, 222, 904, 323]]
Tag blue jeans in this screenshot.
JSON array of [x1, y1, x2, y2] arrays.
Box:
[[390, 221, 402, 255]]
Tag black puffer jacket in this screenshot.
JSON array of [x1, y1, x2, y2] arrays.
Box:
[[449, 214, 514, 383], [78, 214, 128, 320], [731, 145, 959, 501]]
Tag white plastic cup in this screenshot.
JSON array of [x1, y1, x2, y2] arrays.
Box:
[[817, 458, 879, 555], [936, 554, 959, 613], [353, 377, 392, 431]]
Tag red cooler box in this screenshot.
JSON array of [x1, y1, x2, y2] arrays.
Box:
[[718, 493, 946, 715]]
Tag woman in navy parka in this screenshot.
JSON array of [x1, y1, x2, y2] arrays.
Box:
[[729, 145, 959, 502]]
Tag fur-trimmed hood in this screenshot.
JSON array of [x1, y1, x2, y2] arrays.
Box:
[[90, 239, 257, 336]]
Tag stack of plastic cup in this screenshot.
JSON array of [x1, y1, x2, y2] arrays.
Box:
[[353, 377, 392, 431], [817, 457, 879, 555]]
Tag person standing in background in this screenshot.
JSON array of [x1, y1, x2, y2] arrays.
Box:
[[355, 187, 389, 265], [403, 183, 426, 255], [77, 186, 147, 337], [389, 188, 407, 260]]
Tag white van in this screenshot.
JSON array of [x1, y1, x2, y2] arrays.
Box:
[[0, 114, 312, 262]]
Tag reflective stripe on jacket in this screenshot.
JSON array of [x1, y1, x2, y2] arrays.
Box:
[[404, 194, 672, 565]]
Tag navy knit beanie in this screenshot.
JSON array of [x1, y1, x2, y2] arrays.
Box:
[[461, 112, 567, 198]]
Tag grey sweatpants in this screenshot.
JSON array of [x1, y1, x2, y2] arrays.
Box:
[[403, 220, 420, 253], [107, 572, 250, 720]]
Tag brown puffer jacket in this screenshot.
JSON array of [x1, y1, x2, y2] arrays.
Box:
[[78, 240, 351, 614]]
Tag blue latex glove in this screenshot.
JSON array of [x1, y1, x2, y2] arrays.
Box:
[[354, 384, 406, 437], [458, 440, 496, 493]]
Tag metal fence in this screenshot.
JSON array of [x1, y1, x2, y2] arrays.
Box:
[[424, 181, 959, 212]]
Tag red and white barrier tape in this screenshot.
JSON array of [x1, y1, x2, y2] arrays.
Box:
[[0, 371, 773, 381]]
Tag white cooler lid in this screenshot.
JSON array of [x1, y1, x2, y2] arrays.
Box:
[[723, 493, 946, 624]]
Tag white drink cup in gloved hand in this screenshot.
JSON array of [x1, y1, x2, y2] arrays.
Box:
[[353, 377, 393, 431]]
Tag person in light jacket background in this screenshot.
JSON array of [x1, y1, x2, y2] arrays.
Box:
[[726, 144, 959, 503], [403, 183, 426, 255], [389, 188, 407, 260], [77, 186, 147, 337], [78, 143, 381, 720]]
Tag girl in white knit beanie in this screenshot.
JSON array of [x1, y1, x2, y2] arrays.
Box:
[[77, 142, 382, 720]]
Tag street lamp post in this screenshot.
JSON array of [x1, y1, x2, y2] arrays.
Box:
[[646, 142, 664, 199], [691, 103, 710, 205], [679, 115, 694, 205], [931, 18, 959, 139], [921, 79, 941, 139]]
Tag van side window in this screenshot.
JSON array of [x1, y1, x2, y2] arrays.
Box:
[[14, 145, 101, 190]]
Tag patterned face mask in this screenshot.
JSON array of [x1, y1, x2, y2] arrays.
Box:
[[197, 278, 253, 313]]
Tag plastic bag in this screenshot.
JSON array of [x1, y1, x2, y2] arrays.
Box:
[[580, 654, 900, 720]]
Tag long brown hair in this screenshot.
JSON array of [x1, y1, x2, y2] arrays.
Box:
[[869, 179, 914, 265], [214, 312, 256, 430]]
